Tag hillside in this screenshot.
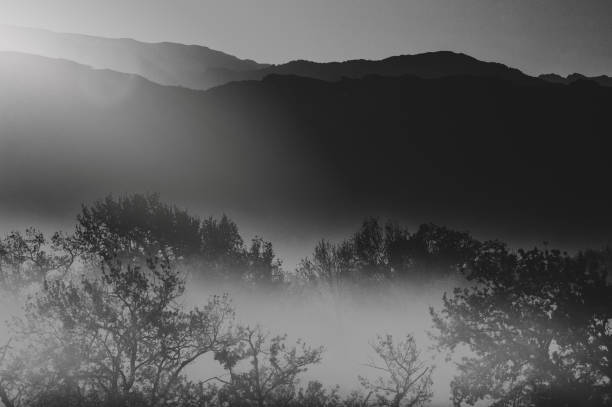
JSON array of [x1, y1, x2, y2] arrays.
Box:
[[0, 25, 269, 89], [1, 51, 611, 248], [216, 51, 540, 85], [1, 27, 545, 90], [540, 72, 612, 87]]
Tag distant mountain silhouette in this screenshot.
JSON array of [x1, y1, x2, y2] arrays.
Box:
[[214, 51, 540, 86], [1, 26, 545, 90], [539, 73, 569, 84], [1, 51, 611, 249], [539, 72, 612, 87], [7, 25, 612, 94], [0, 25, 269, 89]]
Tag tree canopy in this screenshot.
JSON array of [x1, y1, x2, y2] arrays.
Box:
[[0, 228, 76, 294], [1, 193, 611, 406], [0, 247, 235, 407], [74, 194, 282, 285], [298, 218, 479, 285], [431, 243, 612, 406]]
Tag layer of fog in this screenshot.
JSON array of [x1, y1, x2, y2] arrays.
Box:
[[181, 277, 464, 406], [0, 256, 470, 406]]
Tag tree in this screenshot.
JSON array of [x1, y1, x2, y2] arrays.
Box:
[[0, 228, 76, 293], [75, 193, 203, 266], [395, 223, 478, 280], [298, 219, 479, 286], [359, 334, 433, 407], [287, 381, 343, 407], [243, 237, 283, 286], [0, 339, 18, 407], [198, 219, 283, 285], [214, 326, 324, 407], [75, 193, 283, 285], [297, 239, 355, 290], [200, 215, 246, 279], [431, 242, 612, 406], [8, 251, 235, 407]]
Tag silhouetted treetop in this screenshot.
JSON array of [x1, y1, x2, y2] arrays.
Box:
[[74, 194, 283, 285], [76, 193, 202, 263], [298, 218, 480, 284], [201, 215, 244, 264]]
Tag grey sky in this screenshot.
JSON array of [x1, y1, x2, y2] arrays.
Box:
[[1, 0, 611, 76]]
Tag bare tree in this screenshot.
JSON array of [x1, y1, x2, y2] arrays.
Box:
[[215, 326, 324, 407], [359, 334, 433, 407]]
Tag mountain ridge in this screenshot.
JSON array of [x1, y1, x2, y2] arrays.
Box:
[[1, 26, 543, 89], [1, 51, 611, 249], [207, 50, 541, 86], [539, 72, 612, 87], [0, 25, 270, 89], [5, 25, 612, 91]]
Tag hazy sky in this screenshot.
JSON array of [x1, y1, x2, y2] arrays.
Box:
[[1, 0, 611, 76]]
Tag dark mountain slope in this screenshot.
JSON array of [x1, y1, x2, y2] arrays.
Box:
[[212, 51, 540, 85], [213, 74, 611, 228], [1, 52, 611, 248], [1, 27, 542, 89], [0, 52, 329, 216], [540, 72, 612, 87], [0, 25, 269, 89]]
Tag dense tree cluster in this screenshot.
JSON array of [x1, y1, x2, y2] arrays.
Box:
[[75, 194, 283, 285], [297, 218, 479, 286], [0, 194, 610, 406], [0, 194, 436, 407], [432, 243, 612, 406]]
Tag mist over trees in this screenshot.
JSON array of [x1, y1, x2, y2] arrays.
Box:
[[0, 194, 610, 406], [2, 9, 612, 407], [74, 194, 283, 286], [297, 218, 479, 286]]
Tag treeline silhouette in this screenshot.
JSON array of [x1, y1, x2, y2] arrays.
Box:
[[0, 194, 610, 407]]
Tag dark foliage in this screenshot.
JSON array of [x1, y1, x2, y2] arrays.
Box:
[[0, 228, 76, 293], [432, 243, 612, 406], [76, 193, 203, 263], [75, 194, 283, 285], [1, 197, 611, 406], [298, 218, 479, 284]]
